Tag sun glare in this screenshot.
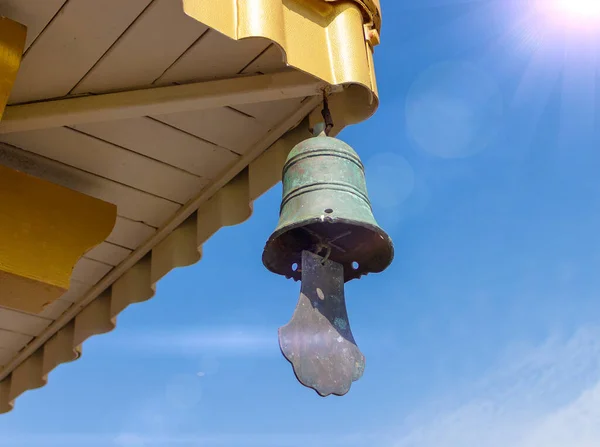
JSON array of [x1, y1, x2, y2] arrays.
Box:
[[542, 0, 600, 26]]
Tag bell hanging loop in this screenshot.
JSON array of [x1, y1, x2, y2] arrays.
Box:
[[321, 93, 335, 136]]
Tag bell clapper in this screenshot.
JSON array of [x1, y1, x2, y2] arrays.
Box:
[[278, 250, 365, 397]]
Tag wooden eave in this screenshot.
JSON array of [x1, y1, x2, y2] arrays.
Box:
[[0, 0, 381, 413]]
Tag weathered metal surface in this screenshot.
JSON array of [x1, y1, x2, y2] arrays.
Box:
[[262, 134, 394, 282], [264, 132, 394, 395], [279, 250, 365, 397]]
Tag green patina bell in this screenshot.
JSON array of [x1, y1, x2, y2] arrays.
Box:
[[262, 133, 394, 283], [263, 128, 395, 398]]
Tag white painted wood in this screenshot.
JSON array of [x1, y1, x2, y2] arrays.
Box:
[[73, 0, 208, 95], [59, 280, 91, 304], [233, 44, 305, 128], [85, 242, 132, 267], [155, 30, 271, 86], [236, 97, 307, 129], [108, 217, 156, 250], [0, 96, 323, 382], [240, 44, 288, 75], [231, 43, 305, 127], [0, 308, 52, 336], [1, 71, 327, 134], [0, 0, 66, 50], [72, 117, 238, 179], [9, 0, 152, 104], [0, 329, 32, 350], [0, 347, 13, 366], [153, 107, 268, 154], [0, 127, 206, 204], [72, 258, 112, 285], [2, 298, 72, 322], [38, 299, 72, 320], [0, 142, 180, 227]]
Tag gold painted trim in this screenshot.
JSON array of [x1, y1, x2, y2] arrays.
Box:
[[0, 18, 26, 120], [183, 0, 380, 124], [326, 0, 381, 32], [0, 166, 117, 314]]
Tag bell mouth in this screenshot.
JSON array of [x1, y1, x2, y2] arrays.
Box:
[[262, 217, 394, 282]]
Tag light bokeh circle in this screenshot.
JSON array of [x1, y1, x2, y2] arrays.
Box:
[[406, 61, 503, 159], [198, 354, 220, 376], [365, 152, 415, 211], [165, 373, 203, 410]]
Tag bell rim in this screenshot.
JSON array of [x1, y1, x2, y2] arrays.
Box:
[[262, 216, 394, 282]]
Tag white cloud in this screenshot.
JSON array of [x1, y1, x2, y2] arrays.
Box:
[[104, 326, 600, 447], [520, 381, 600, 447], [5, 327, 600, 447], [111, 326, 277, 356], [0, 432, 386, 447], [394, 326, 600, 447], [405, 61, 503, 159], [108, 325, 390, 359]]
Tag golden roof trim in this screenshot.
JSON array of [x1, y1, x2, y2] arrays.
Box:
[[0, 166, 117, 314], [183, 0, 381, 124], [0, 17, 26, 119], [328, 0, 382, 31]]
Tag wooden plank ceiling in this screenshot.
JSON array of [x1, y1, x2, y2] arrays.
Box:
[[0, 0, 306, 369]]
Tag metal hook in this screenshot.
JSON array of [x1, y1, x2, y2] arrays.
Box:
[[321, 92, 334, 136], [320, 244, 332, 264]]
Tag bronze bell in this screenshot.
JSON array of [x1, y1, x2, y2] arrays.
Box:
[[263, 133, 393, 281], [263, 125, 394, 397]]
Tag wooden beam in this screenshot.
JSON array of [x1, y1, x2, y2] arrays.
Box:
[[0, 71, 333, 134], [0, 18, 27, 120]]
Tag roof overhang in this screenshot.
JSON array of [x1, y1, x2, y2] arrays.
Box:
[[0, 0, 382, 414]]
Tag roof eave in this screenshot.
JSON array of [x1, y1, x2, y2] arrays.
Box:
[[183, 0, 381, 125]]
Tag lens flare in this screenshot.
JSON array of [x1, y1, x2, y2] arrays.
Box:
[[540, 0, 600, 27], [552, 0, 600, 17]]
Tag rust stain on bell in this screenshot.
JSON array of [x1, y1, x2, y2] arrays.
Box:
[[262, 128, 394, 397]]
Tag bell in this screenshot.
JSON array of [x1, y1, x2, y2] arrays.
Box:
[[263, 128, 394, 397], [262, 134, 394, 282]]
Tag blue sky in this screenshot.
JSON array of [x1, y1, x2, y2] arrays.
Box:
[[3, 0, 600, 445]]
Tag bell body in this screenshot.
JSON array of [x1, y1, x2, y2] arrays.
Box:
[[262, 135, 394, 282]]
